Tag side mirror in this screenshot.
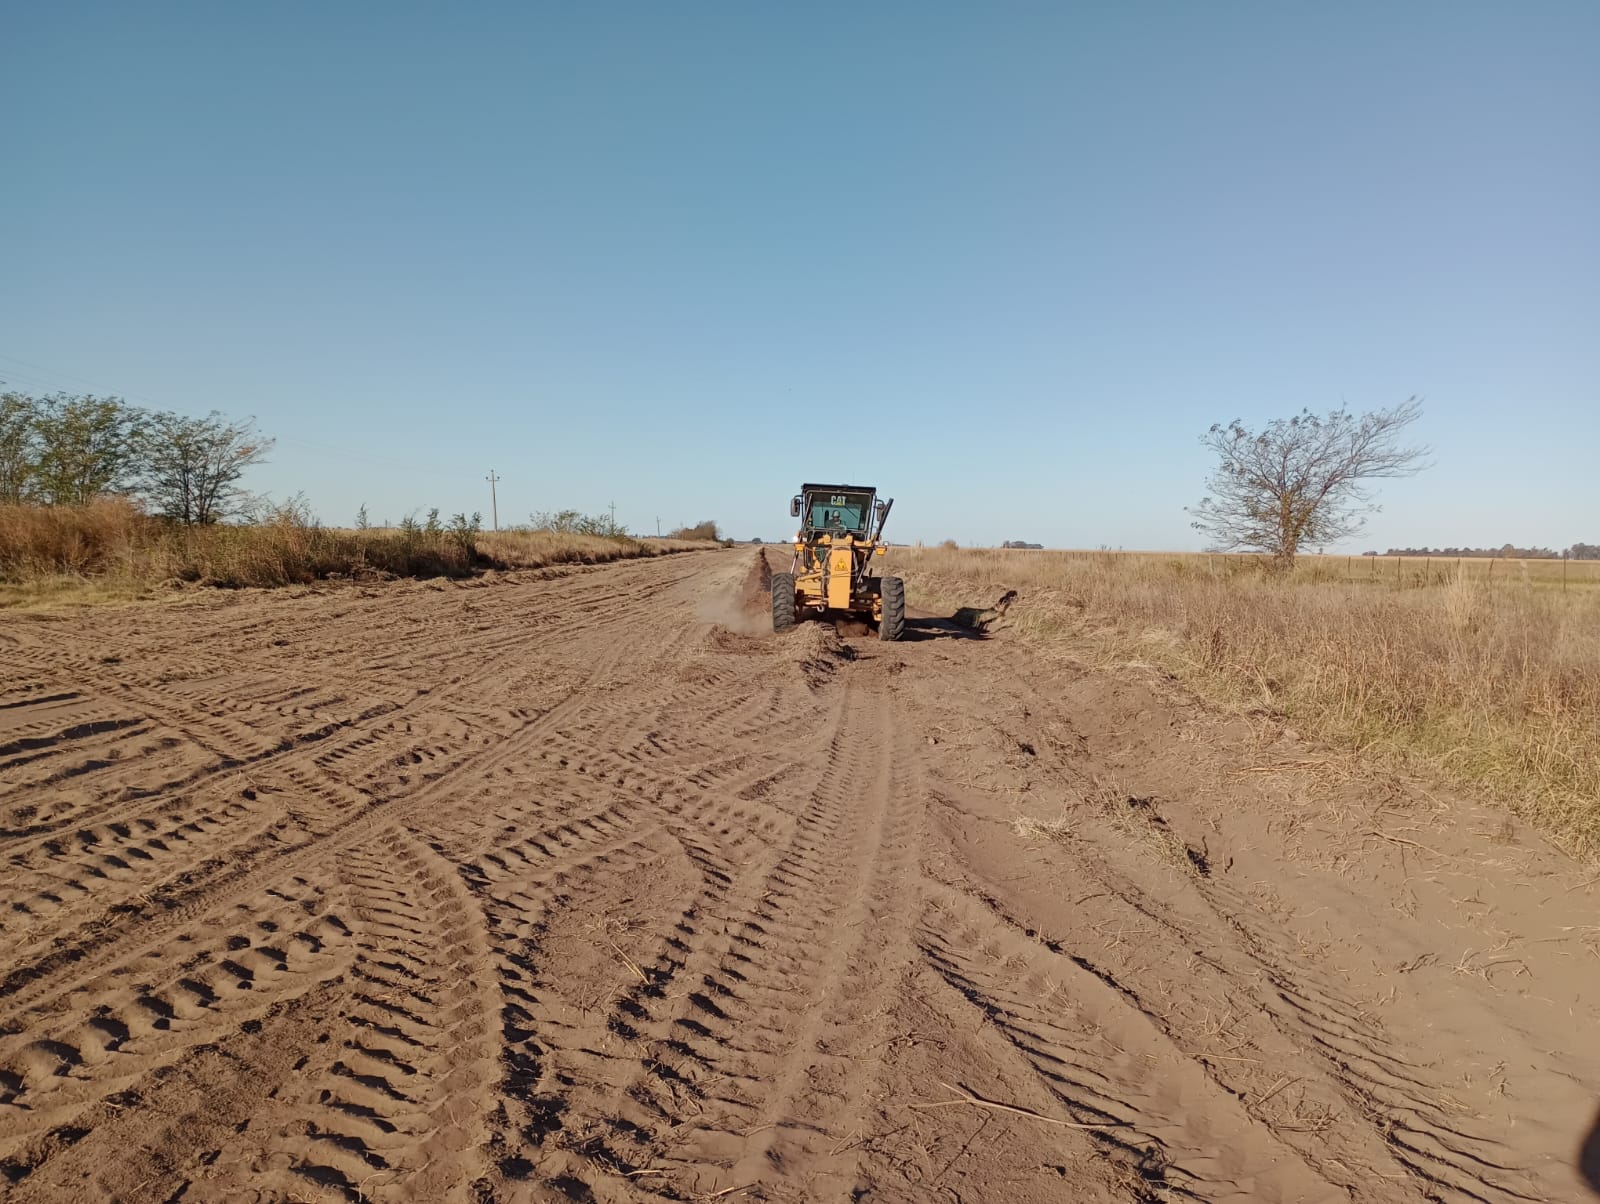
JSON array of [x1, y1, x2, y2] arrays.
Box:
[[875, 500, 887, 522], [790, 496, 802, 518]]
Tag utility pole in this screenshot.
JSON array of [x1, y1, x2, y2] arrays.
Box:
[[656, 516, 661, 537], [485, 470, 500, 531], [609, 500, 616, 532]]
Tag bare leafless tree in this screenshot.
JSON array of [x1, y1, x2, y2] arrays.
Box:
[[1188, 399, 1429, 569]]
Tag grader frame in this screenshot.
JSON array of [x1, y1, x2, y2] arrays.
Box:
[[770, 483, 905, 641]]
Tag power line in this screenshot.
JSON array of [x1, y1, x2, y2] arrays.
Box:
[[0, 348, 471, 486], [0, 351, 173, 410], [0, 365, 94, 395], [0, 373, 69, 395]]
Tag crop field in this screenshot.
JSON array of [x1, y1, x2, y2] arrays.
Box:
[[2, 549, 1598, 1202]]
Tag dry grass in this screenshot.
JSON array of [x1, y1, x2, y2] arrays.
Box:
[[0, 575, 169, 609], [0, 501, 715, 606], [0, 497, 148, 577], [894, 546, 1600, 859], [1012, 782, 1201, 873], [477, 529, 710, 568], [1280, 550, 1597, 589]]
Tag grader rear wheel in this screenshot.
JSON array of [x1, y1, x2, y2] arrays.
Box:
[[879, 575, 906, 642], [771, 572, 797, 633]]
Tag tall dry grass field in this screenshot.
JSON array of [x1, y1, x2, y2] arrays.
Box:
[[0, 501, 715, 606], [893, 546, 1600, 857], [0, 499, 157, 603], [1283, 550, 1597, 589], [474, 529, 710, 567]]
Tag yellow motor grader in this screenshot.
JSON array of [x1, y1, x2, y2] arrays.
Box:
[[772, 483, 904, 641]]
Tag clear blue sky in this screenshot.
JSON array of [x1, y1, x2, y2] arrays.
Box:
[[4, 3, 1595, 549]]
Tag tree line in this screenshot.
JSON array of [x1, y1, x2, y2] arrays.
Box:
[[0, 392, 271, 524], [1376, 544, 1599, 560]]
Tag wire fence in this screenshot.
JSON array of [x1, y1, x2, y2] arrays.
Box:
[[987, 548, 1600, 591]]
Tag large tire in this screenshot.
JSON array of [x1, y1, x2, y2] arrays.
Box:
[[771, 572, 797, 633], [879, 575, 906, 642]]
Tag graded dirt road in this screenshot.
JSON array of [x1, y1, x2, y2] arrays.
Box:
[[3, 550, 1598, 1203]]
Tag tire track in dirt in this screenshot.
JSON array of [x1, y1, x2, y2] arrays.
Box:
[[465, 811, 705, 1192], [0, 687, 211, 843], [917, 883, 1347, 1201], [503, 684, 922, 1201], [186, 828, 497, 1203], [0, 874, 355, 1173], [5, 549, 1594, 1203], [447, 691, 807, 1187], [0, 552, 739, 1199], [0, 710, 150, 785], [994, 837, 1539, 1203], [715, 695, 925, 1199], [0, 590, 674, 1025], [442, 613, 861, 1198], [886, 635, 1564, 1203], [0, 675, 411, 866], [1, 792, 269, 952], [1196, 877, 1542, 1204], [0, 562, 703, 853]]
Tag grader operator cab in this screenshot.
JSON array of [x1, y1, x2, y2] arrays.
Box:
[[772, 483, 905, 641]]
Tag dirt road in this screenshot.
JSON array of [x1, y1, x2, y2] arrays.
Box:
[[3, 551, 1597, 1203]]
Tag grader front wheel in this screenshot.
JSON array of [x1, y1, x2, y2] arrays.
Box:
[[879, 575, 905, 642], [771, 572, 797, 633]]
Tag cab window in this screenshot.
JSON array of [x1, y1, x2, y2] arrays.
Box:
[[807, 493, 869, 533]]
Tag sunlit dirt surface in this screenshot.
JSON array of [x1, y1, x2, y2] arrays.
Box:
[[2, 550, 1597, 1202]]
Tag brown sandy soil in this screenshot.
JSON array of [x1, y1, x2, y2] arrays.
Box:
[[2, 550, 1597, 1203]]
